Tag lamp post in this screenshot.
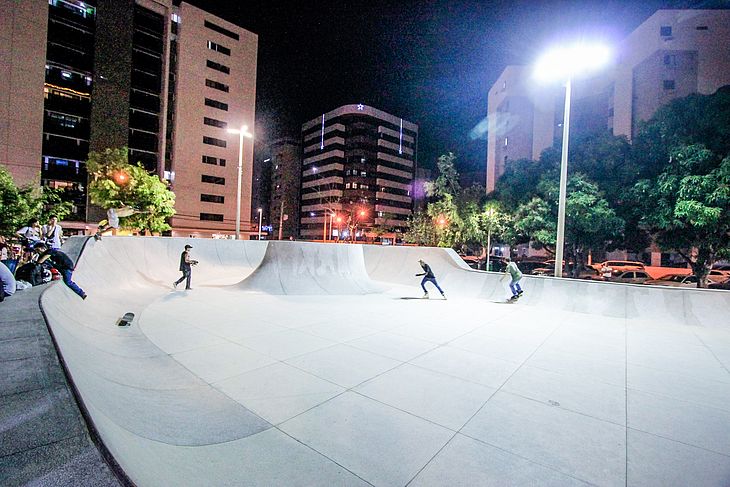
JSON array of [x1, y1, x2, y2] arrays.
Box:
[[227, 125, 253, 239], [257, 208, 263, 240], [534, 43, 610, 277], [485, 207, 495, 272]]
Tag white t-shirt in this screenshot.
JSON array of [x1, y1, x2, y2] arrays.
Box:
[[42, 224, 62, 249]]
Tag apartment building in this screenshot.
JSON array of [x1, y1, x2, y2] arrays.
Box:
[[485, 9, 730, 192], [299, 104, 418, 240], [0, 0, 258, 237]]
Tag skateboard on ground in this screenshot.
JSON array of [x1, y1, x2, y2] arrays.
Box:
[[117, 312, 134, 327], [506, 293, 522, 303]]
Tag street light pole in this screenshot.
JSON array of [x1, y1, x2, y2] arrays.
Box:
[[257, 208, 263, 240], [554, 77, 572, 278], [227, 125, 253, 239], [533, 43, 610, 277]]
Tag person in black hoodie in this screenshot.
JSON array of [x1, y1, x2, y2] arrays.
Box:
[[173, 244, 198, 290], [416, 259, 447, 300], [34, 242, 86, 299]]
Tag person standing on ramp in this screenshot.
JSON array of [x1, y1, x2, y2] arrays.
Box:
[[173, 244, 198, 290], [502, 256, 524, 301], [416, 259, 446, 299]]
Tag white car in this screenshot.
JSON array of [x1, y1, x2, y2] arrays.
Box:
[[644, 274, 699, 287]]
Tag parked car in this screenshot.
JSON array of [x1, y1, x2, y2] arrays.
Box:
[[608, 270, 651, 284], [517, 260, 549, 275], [460, 255, 480, 270], [709, 277, 730, 290], [644, 274, 699, 287], [708, 269, 730, 283], [591, 260, 645, 275]]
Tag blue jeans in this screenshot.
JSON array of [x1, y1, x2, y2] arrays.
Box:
[[61, 269, 85, 298], [421, 276, 444, 294], [509, 278, 522, 296]]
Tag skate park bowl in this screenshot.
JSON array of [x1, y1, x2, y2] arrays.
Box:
[[40, 237, 730, 486]]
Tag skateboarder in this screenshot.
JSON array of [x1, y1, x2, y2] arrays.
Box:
[[416, 259, 446, 299], [95, 206, 148, 240], [502, 256, 523, 301], [33, 242, 86, 299], [173, 244, 198, 290]]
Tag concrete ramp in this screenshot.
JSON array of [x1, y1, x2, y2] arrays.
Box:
[[38, 237, 730, 486], [238, 241, 382, 294]]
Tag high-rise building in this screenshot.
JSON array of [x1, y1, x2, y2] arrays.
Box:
[[299, 104, 418, 240], [485, 9, 730, 192], [0, 0, 258, 237], [267, 138, 300, 240]]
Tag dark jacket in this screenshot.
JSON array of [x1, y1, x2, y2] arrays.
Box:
[[43, 249, 74, 271], [179, 250, 191, 272], [417, 262, 435, 278]]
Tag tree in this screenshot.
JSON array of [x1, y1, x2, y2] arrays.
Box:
[[403, 210, 439, 246], [510, 174, 624, 276], [474, 202, 510, 270], [86, 148, 175, 233], [0, 166, 35, 238], [633, 86, 730, 179], [0, 166, 73, 238], [633, 144, 730, 287]]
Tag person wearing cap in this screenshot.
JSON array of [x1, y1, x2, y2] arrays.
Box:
[[33, 242, 86, 299], [416, 259, 446, 299], [173, 244, 198, 290]]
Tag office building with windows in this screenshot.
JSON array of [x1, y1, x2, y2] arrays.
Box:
[[266, 138, 300, 240], [485, 9, 730, 192], [0, 0, 258, 237], [299, 104, 418, 240]]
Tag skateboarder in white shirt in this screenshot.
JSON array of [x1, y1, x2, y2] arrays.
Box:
[[94, 206, 148, 240]]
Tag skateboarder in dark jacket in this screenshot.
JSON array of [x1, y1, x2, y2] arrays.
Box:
[[34, 243, 86, 299], [173, 245, 198, 290], [416, 259, 446, 299]]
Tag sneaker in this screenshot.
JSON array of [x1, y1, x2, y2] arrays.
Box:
[[422, 292, 429, 299], [441, 293, 447, 300], [93, 233, 101, 241], [81, 293, 87, 300], [185, 287, 192, 291], [517, 290, 524, 296], [173, 281, 178, 289]]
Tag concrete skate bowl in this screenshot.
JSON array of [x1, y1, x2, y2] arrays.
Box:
[[39, 237, 730, 486]]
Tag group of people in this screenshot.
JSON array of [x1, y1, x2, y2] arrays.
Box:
[[417, 255, 524, 301], [16, 215, 63, 251]]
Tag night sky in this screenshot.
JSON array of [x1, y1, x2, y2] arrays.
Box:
[[187, 0, 692, 179]]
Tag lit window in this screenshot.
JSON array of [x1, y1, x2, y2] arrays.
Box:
[[171, 13, 180, 23], [504, 137, 508, 146], [345, 183, 351, 189], [361, 171, 366, 176]]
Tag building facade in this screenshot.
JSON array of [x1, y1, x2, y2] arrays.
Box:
[[485, 9, 730, 192], [267, 138, 300, 240], [299, 104, 418, 240], [0, 0, 258, 237]]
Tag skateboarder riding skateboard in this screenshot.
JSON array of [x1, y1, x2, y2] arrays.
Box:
[[416, 259, 446, 300], [501, 256, 523, 301]]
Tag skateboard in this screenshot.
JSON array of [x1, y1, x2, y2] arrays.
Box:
[[506, 294, 522, 303], [117, 312, 134, 327]]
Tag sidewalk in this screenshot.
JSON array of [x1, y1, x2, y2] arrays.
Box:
[[0, 283, 120, 487]]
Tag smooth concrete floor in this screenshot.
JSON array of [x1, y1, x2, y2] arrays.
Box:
[[129, 285, 730, 486]]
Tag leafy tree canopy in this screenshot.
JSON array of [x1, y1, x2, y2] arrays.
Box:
[[86, 147, 175, 233], [633, 144, 730, 286], [0, 166, 72, 238]]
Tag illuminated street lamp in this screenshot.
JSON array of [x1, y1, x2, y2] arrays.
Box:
[[113, 170, 129, 185], [227, 124, 253, 239], [534, 43, 610, 277], [257, 208, 263, 240]]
